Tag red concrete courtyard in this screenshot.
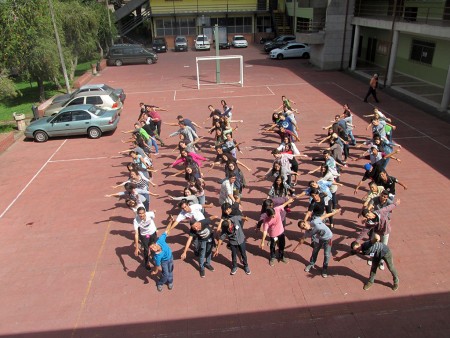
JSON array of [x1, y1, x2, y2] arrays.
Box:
[[0, 44, 449, 337]]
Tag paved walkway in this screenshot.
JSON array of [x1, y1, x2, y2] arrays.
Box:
[[354, 64, 450, 118]]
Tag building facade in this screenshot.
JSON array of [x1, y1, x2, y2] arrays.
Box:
[[114, 0, 274, 47]]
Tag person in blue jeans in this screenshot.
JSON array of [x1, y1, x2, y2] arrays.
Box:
[[150, 230, 174, 292], [295, 209, 341, 278], [181, 218, 216, 278]]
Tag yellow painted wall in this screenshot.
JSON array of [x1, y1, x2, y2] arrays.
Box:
[[150, 0, 258, 14]]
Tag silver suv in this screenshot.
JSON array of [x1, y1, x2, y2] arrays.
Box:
[[174, 36, 188, 52], [44, 90, 123, 117], [51, 84, 126, 105]]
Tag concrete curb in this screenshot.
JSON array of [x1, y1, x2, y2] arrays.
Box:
[[0, 131, 15, 154]]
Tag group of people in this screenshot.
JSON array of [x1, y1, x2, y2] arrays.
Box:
[[105, 95, 406, 292]]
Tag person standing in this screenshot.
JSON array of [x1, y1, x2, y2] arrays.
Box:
[[219, 174, 236, 206], [149, 226, 174, 292], [181, 218, 216, 278], [133, 207, 158, 270], [214, 216, 251, 275], [260, 198, 294, 266], [359, 198, 400, 269], [146, 105, 163, 137], [364, 73, 380, 103], [295, 209, 340, 278], [334, 234, 399, 291], [168, 121, 199, 143]]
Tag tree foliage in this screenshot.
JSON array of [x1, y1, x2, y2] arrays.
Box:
[[0, 74, 18, 101], [0, 0, 117, 102]]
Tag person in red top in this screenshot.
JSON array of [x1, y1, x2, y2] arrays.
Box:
[[146, 105, 163, 136], [260, 198, 294, 266]]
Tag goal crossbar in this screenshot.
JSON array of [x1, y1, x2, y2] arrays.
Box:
[[195, 55, 243, 89]]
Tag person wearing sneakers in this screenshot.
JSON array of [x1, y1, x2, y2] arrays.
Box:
[[296, 209, 341, 278], [133, 207, 158, 271], [181, 218, 216, 278], [214, 216, 251, 275], [359, 198, 400, 270], [149, 227, 174, 292], [260, 198, 295, 266], [334, 234, 399, 291]]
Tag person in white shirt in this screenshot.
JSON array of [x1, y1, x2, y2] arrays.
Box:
[[133, 207, 157, 270]]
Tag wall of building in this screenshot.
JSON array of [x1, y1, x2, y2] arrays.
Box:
[[359, 27, 390, 67], [311, 0, 355, 70], [395, 33, 450, 86]]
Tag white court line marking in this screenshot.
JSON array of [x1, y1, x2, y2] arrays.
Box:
[[332, 82, 450, 151], [267, 86, 275, 95], [125, 82, 313, 95], [0, 140, 67, 220], [174, 90, 177, 101], [49, 156, 107, 163], [393, 136, 428, 140], [176, 92, 275, 101]]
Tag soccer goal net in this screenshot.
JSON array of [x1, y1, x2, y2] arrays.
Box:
[[195, 55, 244, 89]]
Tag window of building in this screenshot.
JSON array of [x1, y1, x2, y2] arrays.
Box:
[[296, 17, 311, 32], [155, 18, 196, 36], [176, 18, 196, 35], [256, 16, 271, 33], [155, 18, 174, 36], [410, 39, 435, 65], [211, 16, 252, 33]]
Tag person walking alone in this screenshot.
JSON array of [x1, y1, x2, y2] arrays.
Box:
[[364, 74, 380, 103]]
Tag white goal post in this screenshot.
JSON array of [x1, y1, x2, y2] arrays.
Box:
[[195, 55, 244, 89]]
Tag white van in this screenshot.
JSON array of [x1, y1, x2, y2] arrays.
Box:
[[195, 35, 211, 51]]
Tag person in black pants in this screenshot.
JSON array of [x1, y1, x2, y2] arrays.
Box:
[[133, 207, 157, 270], [364, 74, 380, 103], [214, 216, 251, 275], [334, 234, 399, 291]]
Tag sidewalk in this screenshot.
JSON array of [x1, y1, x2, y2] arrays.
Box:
[[353, 64, 450, 121]]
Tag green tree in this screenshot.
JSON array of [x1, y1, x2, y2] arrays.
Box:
[[0, 72, 18, 101], [56, 0, 99, 81], [0, 0, 62, 101], [0, 0, 117, 101]]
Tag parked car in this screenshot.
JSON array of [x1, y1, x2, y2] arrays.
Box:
[[44, 90, 122, 117], [270, 42, 311, 60], [152, 37, 168, 53], [51, 84, 126, 105], [194, 34, 211, 51], [25, 105, 120, 142], [216, 35, 230, 49], [264, 35, 296, 52], [106, 44, 157, 66], [232, 35, 248, 48], [174, 36, 188, 52]]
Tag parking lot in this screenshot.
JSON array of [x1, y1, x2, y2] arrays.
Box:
[[0, 44, 449, 337]]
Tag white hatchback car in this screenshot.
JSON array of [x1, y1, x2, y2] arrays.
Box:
[[232, 35, 248, 48], [270, 42, 311, 59], [195, 35, 211, 50]]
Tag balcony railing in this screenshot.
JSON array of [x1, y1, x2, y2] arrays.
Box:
[[150, 3, 262, 16], [296, 19, 325, 33], [354, 2, 450, 27]]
